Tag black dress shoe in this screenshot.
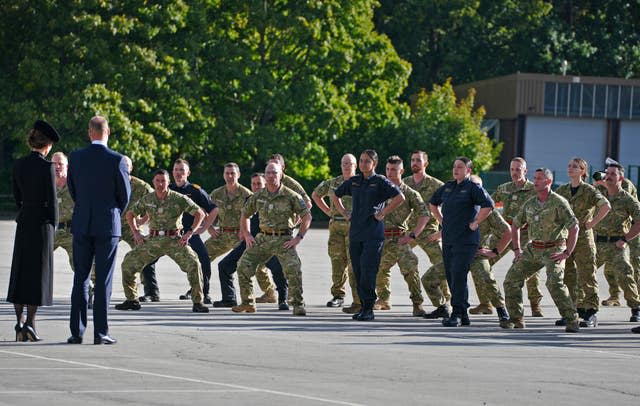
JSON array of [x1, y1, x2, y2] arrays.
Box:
[[442, 316, 461, 327], [352, 311, 363, 320], [461, 313, 471, 326], [555, 318, 568, 326], [356, 309, 375, 321], [179, 289, 192, 300], [94, 335, 117, 345], [115, 300, 141, 310], [213, 300, 237, 308], [278, 301, 290, 311], [203, 295, 212, 305], [326, 297, 344, 308], [192, 303, 210, 313], [15, 323, 25, 342], [67, 336, 83, 344], [632, 326, 640, 333], [423, 305, 451, 319]]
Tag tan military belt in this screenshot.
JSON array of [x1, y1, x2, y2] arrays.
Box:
[[260, 228, 292, 236], [596, 235, 625, 243], [149, 229, 180, 237], [384, 228, 405, 238], [220, 227, 240, 233], [530, 240, 562, 249]]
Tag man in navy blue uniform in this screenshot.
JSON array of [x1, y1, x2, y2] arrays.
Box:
[[142, 158, 218, 304], [216, 172, 288, 309], [429, 157, 494, 327], [332, 150, 405, 321], [67, 116, 131, 344]]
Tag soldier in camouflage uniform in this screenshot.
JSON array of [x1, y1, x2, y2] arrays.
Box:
[[555, 158, 610, 327], [52, 152, 75, 270], [232, 162, 311, 315], [115, 169, 209, 313], [312, 153, 358, 310], [491, 157, 544, 317], [120, 156, 157, 301], [251, 153, 314, 303], [593, 163, 640, 323], [599, 175, 640, 306], [403, 151, 452, 320], [466, 176, 512, 323], [501, 168, 580, 332], [374, 156, 430, 316]]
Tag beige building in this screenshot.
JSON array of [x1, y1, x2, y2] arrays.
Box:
[[455, 73, 640, 184]]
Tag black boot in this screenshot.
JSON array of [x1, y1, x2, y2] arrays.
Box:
[[356, 303, 375, 321], [496, 307, 509, 322], [442, 307, 462, 327], [630, 307, 640, 322], [577, 307, 586, 320], [423, 305, 451, 319]]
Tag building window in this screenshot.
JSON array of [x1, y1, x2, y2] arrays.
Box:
[[633, 87, 640, 119], [570, 83, 581, 116], [544, 82, 556, 115], [582, 84, 594, 117], [607, 85, 619, 118], [594, 84, 607, 118], [621, 86, 632, 119]]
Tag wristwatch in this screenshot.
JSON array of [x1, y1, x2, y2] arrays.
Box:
[[409, 232, 416, 239]]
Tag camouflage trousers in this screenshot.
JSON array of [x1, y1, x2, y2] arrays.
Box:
[[327, 220, 357, 302], [412, 237, 451, 307], [121, 236, 203, 303], [54, 229, 75, 271], [376, 237, 424, 304], [205, 231, 242, 260], [564, 231, 599, 310], [503, 244, 577, 321], [491, 229, 543, 306], [604, 237, 640, 297], [237, 234, 304, 307], [596, 242, 640, 308], [470, 256, 505, 308]]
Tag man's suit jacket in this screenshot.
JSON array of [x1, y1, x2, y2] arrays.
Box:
[[68, 143, 130, 236]]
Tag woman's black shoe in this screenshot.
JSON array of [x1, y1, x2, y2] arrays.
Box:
[[15, 323, 25, 342], [22, 325, 42, 342]]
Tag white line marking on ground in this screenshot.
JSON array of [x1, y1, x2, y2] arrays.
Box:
[[0, 350, 364, 406], [0, 389, 252, 394]]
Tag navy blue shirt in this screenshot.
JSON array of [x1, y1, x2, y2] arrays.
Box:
[[334, 173, 401, 242], [169, 182, 216, 231], [430, 178, 494, 246]]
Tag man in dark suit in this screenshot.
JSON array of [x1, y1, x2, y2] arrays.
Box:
[[67, 116, 131, 345]]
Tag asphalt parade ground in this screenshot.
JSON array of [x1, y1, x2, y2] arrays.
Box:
[[1, 220, 639, 406]]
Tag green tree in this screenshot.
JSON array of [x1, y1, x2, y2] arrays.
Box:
[[361, 79, 501, 181]]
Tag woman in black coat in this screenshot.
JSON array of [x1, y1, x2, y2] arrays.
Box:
[[7, 120, 60, 341]]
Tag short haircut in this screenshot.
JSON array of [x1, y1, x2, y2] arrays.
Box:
[[361, 149, 378, 162], [153, 169, 170, 178], [89, 116, 109, 134], [411, 150, 428, 161], [535, 167, 554, 181], [269, 154, 285, 165], [511, 157, 526, 166], [251, 172, 265, 179], [607, 162, 625, 175], [387, 155, 403, 165], [51, 151, 68, 162], [173, 158, 190, 168], [224, 162, 240, 172], [456, 156, 473, 169]]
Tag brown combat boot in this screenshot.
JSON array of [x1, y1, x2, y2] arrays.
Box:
[[565, 319, 580, 333], [292, 306, 306, 316], [231, 303, 256, 313], [500, 318, 525, 329], [342, 303, 362, 314], [601, 296, 621, 306], [255, 288, 277, 303], [373, 299, 391, 310], [412, 303, 426, 317], [530, 303, 544, 317], [469, 303, 493, 315]]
